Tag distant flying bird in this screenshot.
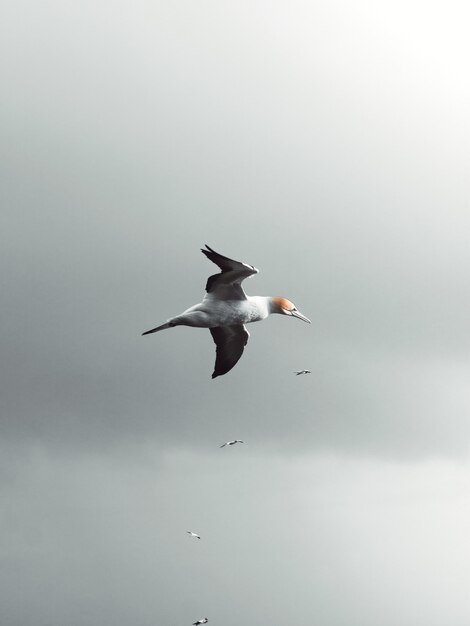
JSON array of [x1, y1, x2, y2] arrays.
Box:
[[187, 531, 201, 539], [220, 440, 244, 448], [295, 369, 311, 375], [142, 245, 310, 378], [193, 619, 208, 625]]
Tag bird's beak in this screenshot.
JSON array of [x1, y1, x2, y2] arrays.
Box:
[[291, 309, 311, 323]]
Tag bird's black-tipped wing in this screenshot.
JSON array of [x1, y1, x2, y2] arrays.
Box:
[[210, 325, 250, 378], [201, 245, 258, 299]]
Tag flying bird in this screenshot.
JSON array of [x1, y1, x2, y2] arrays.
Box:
[[193, 619, 208, 625], [295, 369, 311, 375], [187, 531, 201, 539], [220, 440, 244, 448], [142, 245, 310, 378]]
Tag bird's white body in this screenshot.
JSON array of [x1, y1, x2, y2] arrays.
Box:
[[143, 245, 310, 378], [174, 295, 270, 329]]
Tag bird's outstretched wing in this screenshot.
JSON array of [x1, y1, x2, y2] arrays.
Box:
[[210, 325, 250, 378], [201, 245, 258, 300]]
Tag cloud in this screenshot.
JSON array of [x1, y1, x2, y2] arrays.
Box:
[[2, 447, 470, 626], [2, 2, 470, 624]]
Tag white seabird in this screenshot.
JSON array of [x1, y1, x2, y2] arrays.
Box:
[[193, 619, 208, 625], [142, 245, 311, 378], [220, 440, 244, 448], [187, 531, 201, 539], [295, 369, 311, 375]]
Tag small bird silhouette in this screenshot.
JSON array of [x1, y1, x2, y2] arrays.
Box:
[[193, 619, 208, 625], [187, 531, 201, 539], [142, 245, 310, 378], [220, 440, 244, 448], [295, 369, 311, 375]]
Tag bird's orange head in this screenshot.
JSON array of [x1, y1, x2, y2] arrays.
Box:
[[271, 297, 311, 323]]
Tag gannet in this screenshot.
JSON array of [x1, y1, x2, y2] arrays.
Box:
[[142, 245, 311, 378], [187, 531, 201, 539], [193, 619, 208, 625], [220, 440, 244, 448], [295, 369, 311, 375]]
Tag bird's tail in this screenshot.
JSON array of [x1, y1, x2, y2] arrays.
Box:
[[142, 322, 171, 336]]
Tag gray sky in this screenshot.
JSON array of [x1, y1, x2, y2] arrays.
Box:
[[1, 1, 470, 624]]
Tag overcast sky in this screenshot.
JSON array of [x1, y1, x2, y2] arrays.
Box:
[[1, 1, 470, 625]]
